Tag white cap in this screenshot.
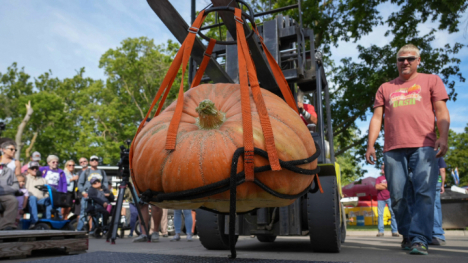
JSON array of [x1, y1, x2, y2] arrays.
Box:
[[28, 161, 40, 168], [31, 151, 41, 161], [90, 155, 99, 161]]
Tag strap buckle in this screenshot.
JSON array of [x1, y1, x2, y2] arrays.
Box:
[[203, 51, 212, 58], [188, 27, 199, 34], [234, 16, 244, 24]]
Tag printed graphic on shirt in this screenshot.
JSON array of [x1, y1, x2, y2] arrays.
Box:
[[88, 172, 103, 181], [44, 170, 60, 185], [389, 84, 422, 108]]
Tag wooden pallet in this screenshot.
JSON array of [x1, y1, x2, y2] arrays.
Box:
[[0, 230, 88, 258]]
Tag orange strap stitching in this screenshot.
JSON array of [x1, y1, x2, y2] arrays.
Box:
[[165, 12, 207, 150], [191, 38, 217, 89], [235, 8, 281, 180], [234, 11, 255, 181]]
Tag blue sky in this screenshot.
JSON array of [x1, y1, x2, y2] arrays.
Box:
[[1, 1, 467, 178]]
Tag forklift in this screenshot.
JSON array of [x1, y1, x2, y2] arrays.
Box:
[[146, 0, 346, 253]]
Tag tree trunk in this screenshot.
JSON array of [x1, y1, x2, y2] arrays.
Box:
[[15, 101, 34, 160]]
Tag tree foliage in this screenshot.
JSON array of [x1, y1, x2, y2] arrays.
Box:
[[444, 125, 468, 186], [268, 0, 466, 172], [0, 37, 182, 165]]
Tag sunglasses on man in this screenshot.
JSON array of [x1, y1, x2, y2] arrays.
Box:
[[397, 56, 418, 63], [91, 159, 99, 162]]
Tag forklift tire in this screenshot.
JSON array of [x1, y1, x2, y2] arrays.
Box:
[[34, 223, 51, 230], [256, 235, 276, 242], [196, 209, 238, 250], [307, 175, 341, 252]]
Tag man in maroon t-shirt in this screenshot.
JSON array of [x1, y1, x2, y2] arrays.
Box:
[[375, 164, 398, 237], [365, 44, 450, 255]]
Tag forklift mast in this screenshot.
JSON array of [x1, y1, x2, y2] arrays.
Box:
[[147, 0, 335, 164], [146, 0, 344, 253]]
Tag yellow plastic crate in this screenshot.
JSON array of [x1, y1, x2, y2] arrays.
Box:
[[345, 206, 392, 226]]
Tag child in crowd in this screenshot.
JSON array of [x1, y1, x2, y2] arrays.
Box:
[[87, 177, 113, 225], [15, 174, 29, 226]]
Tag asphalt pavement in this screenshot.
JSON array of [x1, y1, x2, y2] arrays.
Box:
[[6, 230, 466, 263]]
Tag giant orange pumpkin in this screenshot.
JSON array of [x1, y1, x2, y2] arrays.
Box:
[[131, 83, 317, 212]]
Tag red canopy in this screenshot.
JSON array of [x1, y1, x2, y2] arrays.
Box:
[[342, 177, 378, 201]]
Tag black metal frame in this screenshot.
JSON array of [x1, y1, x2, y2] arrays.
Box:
[[142, 0, 340, 249]]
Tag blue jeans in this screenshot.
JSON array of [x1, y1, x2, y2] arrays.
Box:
[[433, 181, 445, 241], [384, 147, 438, 247], [76, 197, 88, 231], [378, 199, 398, 233], [29, 196, 52, 224], [174, 209, 192, 235]]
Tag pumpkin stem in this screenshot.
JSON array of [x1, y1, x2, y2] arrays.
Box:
[[195, 99, 226, 130]]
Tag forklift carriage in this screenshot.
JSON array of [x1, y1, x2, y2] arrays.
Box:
[[146, 0, 345, 253]]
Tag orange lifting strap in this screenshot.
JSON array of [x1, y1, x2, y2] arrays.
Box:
[[130, 8, 302, 184]]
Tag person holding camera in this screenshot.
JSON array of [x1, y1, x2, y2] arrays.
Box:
[[76, 155, 108, 231]]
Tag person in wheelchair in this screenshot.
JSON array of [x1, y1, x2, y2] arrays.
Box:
[[86, 178, 114, 234], [25, 161, 49, 229]]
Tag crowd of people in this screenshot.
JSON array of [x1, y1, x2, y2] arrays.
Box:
[[0, 137, 196, 242]]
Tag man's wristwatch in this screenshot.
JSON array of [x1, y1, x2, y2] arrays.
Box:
[[301, 108, 311, 119]]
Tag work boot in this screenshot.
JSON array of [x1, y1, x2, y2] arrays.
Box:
[[376, 232, 384, 237], [392, 233, 400, 237], [187, 234, 193, 242]]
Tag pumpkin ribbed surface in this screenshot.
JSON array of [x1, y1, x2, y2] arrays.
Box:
[[131, 83, 317, 212]]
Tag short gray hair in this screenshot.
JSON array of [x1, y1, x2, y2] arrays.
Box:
[[297, 89, 305, 103], [47, 155, 59, 163], [1, 140, 16, 149], [397, 44, 420, 60]]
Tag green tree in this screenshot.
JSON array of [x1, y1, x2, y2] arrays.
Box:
[[0, 64, 100, 165], [95, 37, 185, 164], [444, 125, 468, 186], [1, 38, 184, 165]]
